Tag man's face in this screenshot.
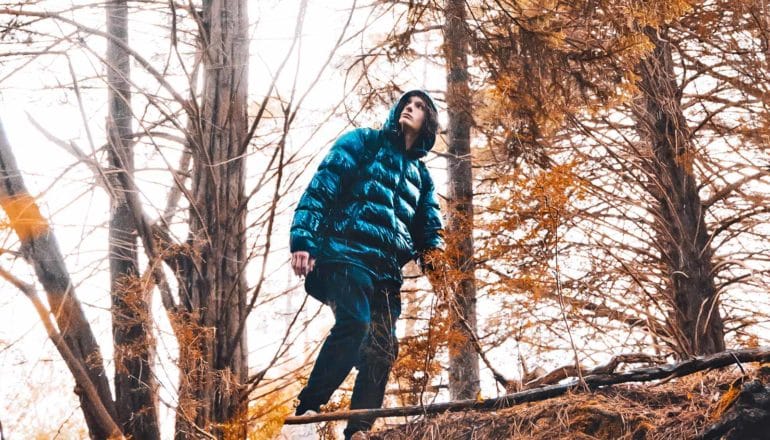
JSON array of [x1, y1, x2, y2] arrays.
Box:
[[398, 95, 427, 135]]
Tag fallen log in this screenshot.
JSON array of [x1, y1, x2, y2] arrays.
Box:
[[284, 347, 770, 425]]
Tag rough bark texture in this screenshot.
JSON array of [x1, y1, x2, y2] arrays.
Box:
[[636, 27, 725, 356], [443, 0, 480, 400], [0, 120, 119, 438], [174, 0, 249, 438], [105, 1, 160, 438], [701, 379, 770, 440]]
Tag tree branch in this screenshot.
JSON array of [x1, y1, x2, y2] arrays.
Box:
[[0, 266, 123, 438]]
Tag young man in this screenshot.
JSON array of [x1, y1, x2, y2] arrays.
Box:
[[286, 90, 444, 439]]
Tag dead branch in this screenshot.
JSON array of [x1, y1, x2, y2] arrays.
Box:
[[0, 267, 123, 438], [284, 347, 770, 425], [524, 353, 666, 389]]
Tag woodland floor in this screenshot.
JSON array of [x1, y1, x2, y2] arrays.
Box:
[[347, 366, 770, 440]]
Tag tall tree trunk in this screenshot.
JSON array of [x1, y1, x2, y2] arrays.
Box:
[[636, 26, 725, 356], [443, 0, 480, 400], [174, 0, 249, 438], [0, 121, 119, 438], [105, 1, 160, 438]]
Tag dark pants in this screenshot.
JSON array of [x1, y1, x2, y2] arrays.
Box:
[[296, 264, 401, 439]]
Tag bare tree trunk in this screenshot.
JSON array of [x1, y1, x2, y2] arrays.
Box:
[[0, 120, 119, 439], [174, 0, 249, 438], [635, 26, 725, 356], [105, 1, 160, 438], [443, 0, 480, 400]]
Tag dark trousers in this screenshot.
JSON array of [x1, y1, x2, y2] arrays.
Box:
[[296, 264, 401, 439]]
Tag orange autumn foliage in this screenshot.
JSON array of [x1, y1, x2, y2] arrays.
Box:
[[0, 193, 48, 240]]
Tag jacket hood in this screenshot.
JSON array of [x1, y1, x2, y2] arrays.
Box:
[[383, 89, 438, 159]]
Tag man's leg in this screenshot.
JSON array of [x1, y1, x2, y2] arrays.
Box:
[[296, 265, 374, 415], [344, 284, 401, 438]]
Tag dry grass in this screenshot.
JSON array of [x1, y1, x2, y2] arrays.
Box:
[[359, 368, 764, 440]]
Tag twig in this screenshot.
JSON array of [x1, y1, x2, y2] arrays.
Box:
[[547, 194, 585, 390], [730, 351, 746, 375]]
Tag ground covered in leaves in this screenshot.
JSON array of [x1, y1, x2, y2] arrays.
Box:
[[356, 367, 770, 440]]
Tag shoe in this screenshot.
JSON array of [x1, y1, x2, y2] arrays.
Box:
[[278, 410, 319, 440]]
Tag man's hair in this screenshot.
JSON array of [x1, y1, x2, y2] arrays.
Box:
[[395, 91, 439, 140]]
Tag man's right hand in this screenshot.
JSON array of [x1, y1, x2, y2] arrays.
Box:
[[422, 248, 447, 287], [291, 251, 316, 277]]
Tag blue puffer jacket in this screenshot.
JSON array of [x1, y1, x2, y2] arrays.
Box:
[[290, 90, 444, 285]]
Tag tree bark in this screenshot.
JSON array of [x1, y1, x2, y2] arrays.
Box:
[[105, 1, 160, 438], [635, 26, 725, 356], [700, 379, 770, 440], [174, 0, 249, 438], [442, 0, 480, 400], [0, 120, 119, 439]]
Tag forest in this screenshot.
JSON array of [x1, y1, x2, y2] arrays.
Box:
[[0, 0, 768, 439]]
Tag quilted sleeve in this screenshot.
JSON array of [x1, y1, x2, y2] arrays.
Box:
[[290, 128, 368, 257], [411, 162, 445, 258]]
